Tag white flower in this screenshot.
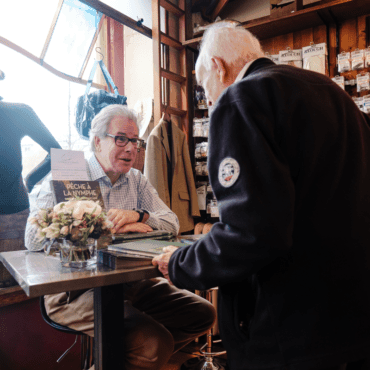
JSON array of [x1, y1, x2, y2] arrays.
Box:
[[72, 200, 102, 220], [60, 226, 69, 236], [39, 209, 48, 219], [42, 224, 60, 239], [38, 220, 49, 228], [29, 217, 38, 225], [53, 200, 78, 214], [36, 228, 45, 240]]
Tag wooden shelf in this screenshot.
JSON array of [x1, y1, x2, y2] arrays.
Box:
[[183, 0, 370, 48]]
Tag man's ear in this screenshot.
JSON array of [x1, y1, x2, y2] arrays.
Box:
[[94, 136, 101, 152], [211, 56, 227, 83]]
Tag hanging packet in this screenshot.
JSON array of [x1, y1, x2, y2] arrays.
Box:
[[351, 49, 365, 71], [265, 52, 279, 64], [332, 75, 345, 90], [356, 72, 370, 93], [353, 97, 364, 112], [337, 52, 351, 73], [279, 48, 303, 68], [363, 95, 370, 114], [365, 47, 370, 68], [302, 42, 328, 75]]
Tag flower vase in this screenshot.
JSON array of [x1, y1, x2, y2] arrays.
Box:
[[60, 238, 97, 268]]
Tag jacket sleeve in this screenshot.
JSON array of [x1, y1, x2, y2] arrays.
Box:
[[168, 90, 295, 291], [144, 133, 168, 205], [181, 135, 200, 217]]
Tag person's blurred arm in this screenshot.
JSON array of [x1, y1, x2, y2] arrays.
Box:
[[25, 154, 51, 192], [19, 104, 61, 192], [25, 173, 55, 251]]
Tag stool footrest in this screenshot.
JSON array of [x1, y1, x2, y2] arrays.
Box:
[[200, 343, 227, 356]]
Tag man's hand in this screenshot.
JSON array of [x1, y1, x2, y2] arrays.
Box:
[[152, 246, 179, 284], [107, 209, 140, 233], [116, 222, 153, 234]]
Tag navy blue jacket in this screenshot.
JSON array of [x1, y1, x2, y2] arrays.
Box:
[[169, 58, 370, 369]]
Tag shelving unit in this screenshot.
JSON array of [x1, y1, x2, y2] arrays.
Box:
[[183, 0, 370, 49]]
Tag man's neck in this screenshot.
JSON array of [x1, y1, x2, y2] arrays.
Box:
[[94, 153, 121, 186]]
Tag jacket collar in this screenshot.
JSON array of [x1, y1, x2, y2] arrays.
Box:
[[242, 57, 276, 79], [160, 118, 179, 171]]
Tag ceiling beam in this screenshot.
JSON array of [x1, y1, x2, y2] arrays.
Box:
[[211, 0, 230, 21], [79, 0, 152, 39]]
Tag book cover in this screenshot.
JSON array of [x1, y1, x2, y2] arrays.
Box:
[[97, 249, 153, 269], [50, 180, 104, 208], [108, 239, 188, 258]]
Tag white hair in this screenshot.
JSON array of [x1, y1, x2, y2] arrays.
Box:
[[195, 21, 265, 80], [89, 104, 139, 152]]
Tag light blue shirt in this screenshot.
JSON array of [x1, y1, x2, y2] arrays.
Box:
[[25, 154, 180, 251]]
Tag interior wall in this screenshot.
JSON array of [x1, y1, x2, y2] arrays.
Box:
[[123, 26, 154, 110]]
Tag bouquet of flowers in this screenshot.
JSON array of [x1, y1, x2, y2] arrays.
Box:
[[30, 199, 112, 264]]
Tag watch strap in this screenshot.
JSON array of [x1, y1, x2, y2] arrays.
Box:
[[133, 209, 148, 223]]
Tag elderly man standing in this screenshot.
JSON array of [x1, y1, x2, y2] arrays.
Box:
[[25, 104, 216, 370], [153, 21, 370, 370]]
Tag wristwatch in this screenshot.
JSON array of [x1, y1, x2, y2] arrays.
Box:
[[133, 209, 149, 223]]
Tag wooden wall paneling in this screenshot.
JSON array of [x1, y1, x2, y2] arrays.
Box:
[[313, 24, 327, 44], [293, 28, 314, 50], [339, 18, 357, 52], [260, 37, 275, 55], [357, 15, 370, 98], [185, 48, 195, 159], [275, 33, 294, 52], [168, 12, 180, 40], [340, 18, 362, 96], [180, 46, 189, 139], [152, 0, 162, 125], [106, 18, 124, 94], [165, 8, 171, 108], [357, 15, 368, 49], [329, 24, 338, 77], [260, 33, 294, 56]]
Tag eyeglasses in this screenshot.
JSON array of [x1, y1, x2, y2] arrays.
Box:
[[106, 134, 145, 149]]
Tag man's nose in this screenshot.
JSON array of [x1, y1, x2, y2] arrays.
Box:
[[124, 140, 135, 151]]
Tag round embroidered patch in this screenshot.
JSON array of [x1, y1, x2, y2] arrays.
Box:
[[218, 157, 240, 188]]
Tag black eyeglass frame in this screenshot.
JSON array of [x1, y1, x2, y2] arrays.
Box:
[[106, 133, 145, 149]]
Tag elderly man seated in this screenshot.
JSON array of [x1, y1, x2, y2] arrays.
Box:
[[25, 104, 216, 370]]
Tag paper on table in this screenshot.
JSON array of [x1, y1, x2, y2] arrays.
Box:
[[51, 148, 89, 181]]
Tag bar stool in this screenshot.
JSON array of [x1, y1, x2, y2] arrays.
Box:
[[182, 288, 227, 370], [39, 296, 93, 370]]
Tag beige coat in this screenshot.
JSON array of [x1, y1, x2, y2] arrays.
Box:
[[144, 119, 200, 233]]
